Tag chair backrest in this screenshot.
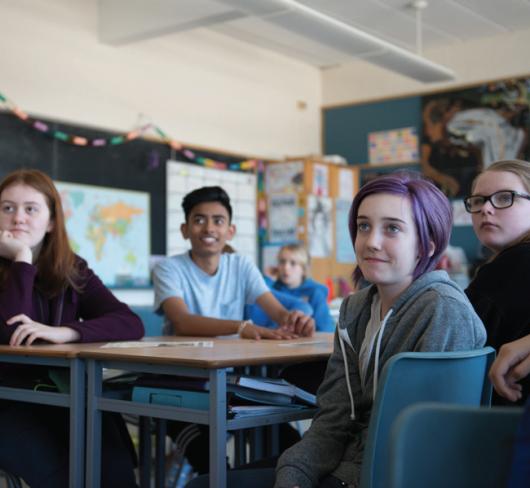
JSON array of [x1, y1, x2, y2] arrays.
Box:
[[389, 403, 523, 488], [359, 347, 496, 488], [130, 305, 164, 337]]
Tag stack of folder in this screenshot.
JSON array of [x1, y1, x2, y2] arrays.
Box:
[[130, 374, 316, 418]]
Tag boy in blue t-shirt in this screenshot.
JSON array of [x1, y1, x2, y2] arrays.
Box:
[[153, 186, 314, 339]]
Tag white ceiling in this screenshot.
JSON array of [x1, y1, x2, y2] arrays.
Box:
[[98, 0, 530, 76]]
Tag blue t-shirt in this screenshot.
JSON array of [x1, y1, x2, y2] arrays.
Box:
[[153, 252, 269, 334]]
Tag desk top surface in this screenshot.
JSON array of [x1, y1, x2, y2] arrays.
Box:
[[78, 334, 335, 368], [0, 334, 335, 367], [0, 342, 92, 359]]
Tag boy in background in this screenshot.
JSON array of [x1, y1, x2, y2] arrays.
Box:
[[152, 185, 313, 474], [153, 185, 315, 339]]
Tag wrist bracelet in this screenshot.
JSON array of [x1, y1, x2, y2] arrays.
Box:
[[238, 319, 252, 337]]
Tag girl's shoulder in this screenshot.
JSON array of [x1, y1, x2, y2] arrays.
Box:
[[496, 242, 530, 266]]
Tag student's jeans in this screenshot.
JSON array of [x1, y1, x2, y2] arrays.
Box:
[[0, 400, 138, 488]]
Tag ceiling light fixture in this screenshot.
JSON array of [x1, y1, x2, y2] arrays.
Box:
[[218, 0, 456, 83]]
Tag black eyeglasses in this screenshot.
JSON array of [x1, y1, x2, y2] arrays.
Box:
[[463, 190, 530, 213]]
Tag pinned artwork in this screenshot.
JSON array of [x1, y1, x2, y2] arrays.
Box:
[[307, 195, 333, 258], [368, 127, 419, 165], [338, 168, 356, 200], [312, 164, 329, 196], [265, 162, 304, 194], [335, 198, 356, 263], [268, 193, 299, 243]]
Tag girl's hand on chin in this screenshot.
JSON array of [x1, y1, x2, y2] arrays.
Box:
[[0, 231, 32, 262]]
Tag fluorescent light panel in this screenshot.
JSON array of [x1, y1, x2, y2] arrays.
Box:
[[217, 0, 456, 82]]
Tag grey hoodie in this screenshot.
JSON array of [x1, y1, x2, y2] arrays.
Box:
[[275, 270, 486, 488]]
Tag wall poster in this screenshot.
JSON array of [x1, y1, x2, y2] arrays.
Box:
[[421, 76, 530, 197]]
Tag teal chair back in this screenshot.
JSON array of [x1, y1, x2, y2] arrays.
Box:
[[130, 306, 163, 337], [389, 403, 523, 488], [359, 347, 496, 488]]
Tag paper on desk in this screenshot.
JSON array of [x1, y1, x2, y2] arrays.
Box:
[[101, 341, 214, 348], [278, 340, 330, 347]]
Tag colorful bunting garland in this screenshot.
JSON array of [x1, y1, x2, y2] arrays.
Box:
[[0, 91, 257, 171]]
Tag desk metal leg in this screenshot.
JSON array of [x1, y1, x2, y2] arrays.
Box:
[[249, 428, 263, 462], [69, 358, 85, 488], [209, 369, 226, 488], [155, 419, 167, 488], [234, 430, 246, 467], [86, 360, 102, 488], [139, 416, 152, 488]]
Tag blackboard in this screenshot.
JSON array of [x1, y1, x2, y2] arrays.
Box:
[[0, 111, 254, 255]]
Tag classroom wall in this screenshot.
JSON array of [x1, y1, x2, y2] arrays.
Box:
[[322, 27, 530, 107], [1, 0, 321, 159]]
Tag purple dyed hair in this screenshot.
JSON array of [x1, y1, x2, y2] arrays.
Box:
[[349, 171, 452, 284]]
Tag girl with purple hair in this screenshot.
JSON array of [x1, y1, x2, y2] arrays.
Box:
[[274, 172, 486, 488]]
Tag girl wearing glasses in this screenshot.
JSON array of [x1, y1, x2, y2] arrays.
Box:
[[465, 159, 530, 405]]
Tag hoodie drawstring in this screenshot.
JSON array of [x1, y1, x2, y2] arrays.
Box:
[[338, 307, 393, 421], [338, 329, 356, 421], [372, 308, 393, 400]]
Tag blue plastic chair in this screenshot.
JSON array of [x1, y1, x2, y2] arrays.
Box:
[[130, 305, 164, 337], [389, 403, 523, 488], [359, 347, 496, 488]]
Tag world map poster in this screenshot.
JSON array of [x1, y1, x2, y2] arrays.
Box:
[[55, 181, 150, 287]]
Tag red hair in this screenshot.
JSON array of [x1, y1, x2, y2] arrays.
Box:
[[0, 169, 79, 296]]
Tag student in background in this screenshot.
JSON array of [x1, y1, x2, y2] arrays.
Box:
[[0, 169, 142, 487], [153, 186, 314, 339], [188, 172, 486, 488], [246, 244, 333, 332], [272, 244, 334, 332], [464, 159, 530, 406]]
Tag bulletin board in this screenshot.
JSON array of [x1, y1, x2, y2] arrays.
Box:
[[264, 159, 359, 292], [166, 160, 258, 263]]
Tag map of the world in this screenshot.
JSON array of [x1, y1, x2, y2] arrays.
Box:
[[56, 181, 150, 287]]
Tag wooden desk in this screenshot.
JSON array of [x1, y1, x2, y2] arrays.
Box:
[[0, 343, 90, 488], [80, 334, 333, 488]]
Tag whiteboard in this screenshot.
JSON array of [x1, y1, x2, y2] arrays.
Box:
[[166, 161, 257, 263]]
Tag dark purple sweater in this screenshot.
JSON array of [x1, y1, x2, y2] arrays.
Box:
[[0, 257, 144, 344]]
